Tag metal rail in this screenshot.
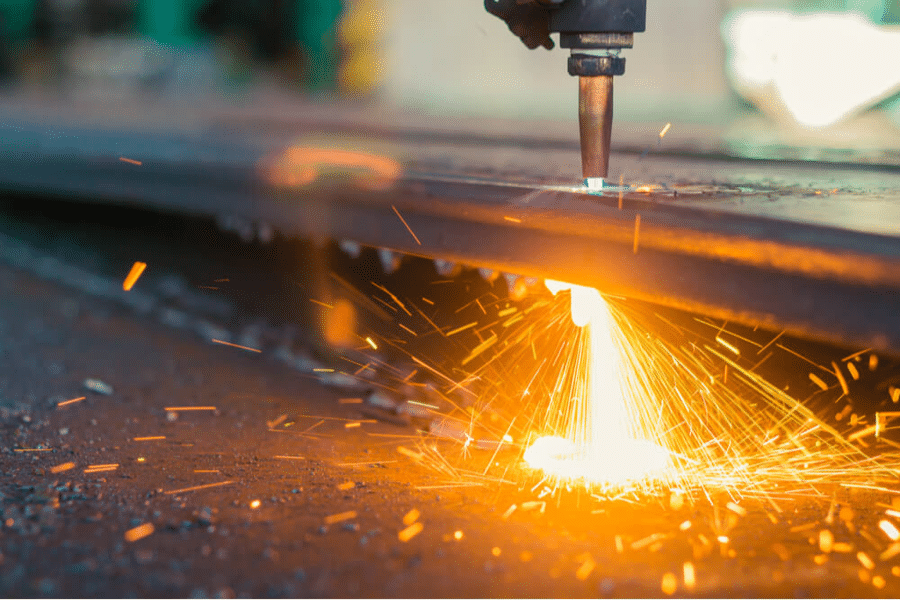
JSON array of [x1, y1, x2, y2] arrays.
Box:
[[2, 106, 900, 354]]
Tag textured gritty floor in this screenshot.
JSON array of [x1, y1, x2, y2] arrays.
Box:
[[0, 214, 898, 598]]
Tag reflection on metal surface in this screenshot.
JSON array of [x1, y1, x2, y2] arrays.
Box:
[[263, 146, 402, 191]]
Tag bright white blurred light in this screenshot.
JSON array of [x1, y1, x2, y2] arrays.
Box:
[[724, 11, 900, 127], [525, 281, 670, 486]]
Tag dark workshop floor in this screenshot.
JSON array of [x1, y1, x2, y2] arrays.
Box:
[[0, 203, 898, 598]]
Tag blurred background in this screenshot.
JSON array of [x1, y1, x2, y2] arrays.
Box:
[[0, 0, 898, 153]]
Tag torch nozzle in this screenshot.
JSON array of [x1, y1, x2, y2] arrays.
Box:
[[578, 75, 614, 181]]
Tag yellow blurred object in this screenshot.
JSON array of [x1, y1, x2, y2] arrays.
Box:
[[338, 0, 386, 96]]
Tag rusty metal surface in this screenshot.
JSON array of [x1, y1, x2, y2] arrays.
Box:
[[0, 99, 900, 353]]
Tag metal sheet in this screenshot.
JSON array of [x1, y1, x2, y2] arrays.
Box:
[[1, 103, 900, 353]]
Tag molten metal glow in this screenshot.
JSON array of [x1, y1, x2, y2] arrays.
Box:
[[524, 281, 670, 486]]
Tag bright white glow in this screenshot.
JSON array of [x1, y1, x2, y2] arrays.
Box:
[[524, 281, 670, 485], [723, 11, 900, 127]]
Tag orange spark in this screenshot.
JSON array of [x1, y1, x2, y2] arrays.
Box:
[[123, 261, 147, 291], [163, 481, 234, 495], [402, 509, 420, 526], [57, 396, 85, 407], [392, 205, 421, 245], [633, 214, 641, 253], [398, 522, 423, 542], [133, 436, 166, 441], [119, 157, 142, 166], [164, 406, 217, 411], [211, 339, 261, 353], [50, 462, 75, 474], [124, 523, 154, 542], [503, 216, 522, 223], [324, 511, 357, 525]]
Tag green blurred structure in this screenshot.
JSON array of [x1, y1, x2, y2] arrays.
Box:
[[136, 0, 344, 90]]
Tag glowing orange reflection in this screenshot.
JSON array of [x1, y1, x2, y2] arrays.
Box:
[[264, 146, 402, 191]]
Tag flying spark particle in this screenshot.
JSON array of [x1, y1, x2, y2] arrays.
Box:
[[324, 511, 357, 525], [679, 520, 692, 531], [619, 173, 625, 210], [309, 298, 334, 309], [445, 322, 477, 337], [717, 535, 729, 544], [880, 519, 900, 541], [193, 469, 219, 473], [491, 547, 501, 557], [575, 555, 595, 580], [365, 336, 378, 350], [119, 157, 142, 166], [391, 205, 421, 245], [344, 422, 361, 429], [124, 523, 154, 542], [658, 122, 672, 138], [873, 575, 886, 589], [661, 572, 677, 595], [338, 398, 362, 404], [726, 502, 747, 517], [274, 455, 305, 460], [832, 361, 850, 396], [50, 462, 75, 474], [122, 261, 147, 291], [892, 565, 900, 577], [716, 336, 740, 355], [503, 216, 522, 223], [163, 481, 234, 495], [137, 457, 145, 463], [14, 448, 51, 452], [164, 406, 217, 411], [398, 522, 423, 542], [870, 354, 879, 370], [337, 482, 356, 491], [133, 436, 166, 441], [683, 562, 696, 590], [250, 500, 261, 509], [211, 338, 261, 353], [633, 214, 641, 253], [454, 530, 464, 540], [402, 509, 420, 526], [57, 396, 85, 407], [858, 551, 875, 570], [819, 530, 834, 553], [809, 373, 829, 391]]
